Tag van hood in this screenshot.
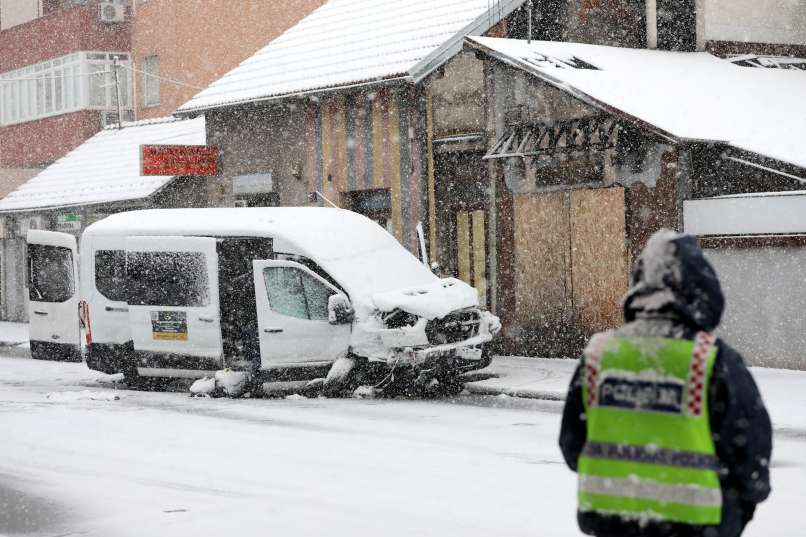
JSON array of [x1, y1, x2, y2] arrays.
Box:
[[371, 278, 480, 320]]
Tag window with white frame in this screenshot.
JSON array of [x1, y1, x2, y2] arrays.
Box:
[[0, 52, 132, 127], [142, 55, 160, 107]]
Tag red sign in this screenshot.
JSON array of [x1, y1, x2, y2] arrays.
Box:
[[140, 145, 218, 176]]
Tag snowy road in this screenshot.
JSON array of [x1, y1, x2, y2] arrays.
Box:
[[1, 354, 804, 537]]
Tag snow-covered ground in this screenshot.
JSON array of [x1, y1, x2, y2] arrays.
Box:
[[1, 351, 804, 537]]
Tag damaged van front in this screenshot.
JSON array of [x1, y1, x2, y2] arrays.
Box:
[[346, 278, 500, 381], [297, 214, 501, 395]]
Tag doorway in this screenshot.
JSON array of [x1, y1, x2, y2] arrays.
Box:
[[216, 237, 273, 369], [434, 151, 490, 306]]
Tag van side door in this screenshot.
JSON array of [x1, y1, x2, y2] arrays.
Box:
[[26, 230, 81, 361], [252, 260, 351, 368], [125, 236, 223, 364]]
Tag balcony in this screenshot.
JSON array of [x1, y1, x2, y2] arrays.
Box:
[[0, 3, 130, 74]]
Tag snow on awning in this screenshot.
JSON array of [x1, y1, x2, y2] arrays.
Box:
[[467, 37, 806, 170], [177, 0, 525, 114], [0, 117, 206, 212]]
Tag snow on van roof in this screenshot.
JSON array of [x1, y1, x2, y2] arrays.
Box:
[[0, 117, 206, 212], [467, 37, 806, 170], [84, 207, 437, 302]]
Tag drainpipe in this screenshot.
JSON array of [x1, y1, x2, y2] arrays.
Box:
[[527, 0, 534, 44], [646, 0, 658, 49]]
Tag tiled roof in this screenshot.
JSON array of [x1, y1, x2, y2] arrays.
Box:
[[178, 0, 523, 113], [0, 117, 206, 212], [468, 37, 806, 170]]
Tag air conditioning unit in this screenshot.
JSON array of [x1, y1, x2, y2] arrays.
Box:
[[100, 110, 133, 128], [98, 1, 126, 23]]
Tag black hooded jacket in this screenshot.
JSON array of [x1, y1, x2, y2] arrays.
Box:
[[559, 231, 772, 537]]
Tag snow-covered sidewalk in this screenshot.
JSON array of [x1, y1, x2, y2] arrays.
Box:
[[469, 356, 806, 433], [0, 321, 28, 346], [3, 320, 804, 432]]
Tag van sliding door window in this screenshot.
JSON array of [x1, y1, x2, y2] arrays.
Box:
[[263, 267, 333, 321], [95, 250, 127, 302], [125, 251, 208, 307], [28, 244, 74, 303]]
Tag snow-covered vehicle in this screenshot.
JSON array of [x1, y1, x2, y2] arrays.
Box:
[[27, 208, 500, 394]]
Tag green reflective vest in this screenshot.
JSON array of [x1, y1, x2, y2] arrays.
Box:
[[578, 332, 722, 526]]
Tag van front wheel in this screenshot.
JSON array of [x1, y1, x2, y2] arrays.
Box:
[[322, 356, 359, 397]]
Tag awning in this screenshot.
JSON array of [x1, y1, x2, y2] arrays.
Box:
[[467, 37, 806, 170], [484, 115, 620, 160], [0, 116, 206, 212]]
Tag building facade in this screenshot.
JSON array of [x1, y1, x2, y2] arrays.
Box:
[[0, 0, 131, 172], [0, 1, 324, 321], [131, 0, 324, 120]]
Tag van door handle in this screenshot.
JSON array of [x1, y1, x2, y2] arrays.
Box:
[[33, 311, 48, 316], [105, 306, 129, 313], [263, 327, 284, 334], [198, 316, 215, 323]]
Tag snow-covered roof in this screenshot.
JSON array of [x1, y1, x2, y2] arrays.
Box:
[[83, 207, 437, 305], [177, 0, 524, 114], [0, 117, 206, 212], [467, 37, 806, 170]]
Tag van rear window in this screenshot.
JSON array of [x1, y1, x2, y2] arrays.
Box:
[[28, 244, 74, 303], [125, 251, 209, 307], [95, 250, 127, 302]]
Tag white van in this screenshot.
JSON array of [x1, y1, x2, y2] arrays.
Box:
[[27, 208, 500, 393]]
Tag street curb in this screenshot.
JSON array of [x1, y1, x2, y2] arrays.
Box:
[[463, 383, 566, 401]]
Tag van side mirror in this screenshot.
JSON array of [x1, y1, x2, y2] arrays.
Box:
[[328, 294, 354, 325]]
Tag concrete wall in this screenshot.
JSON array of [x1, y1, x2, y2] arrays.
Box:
[[705, 246, 806, 370], [701, 0, 806, 47], [132, 0, 324, 119], [206, 103, 309, 208]]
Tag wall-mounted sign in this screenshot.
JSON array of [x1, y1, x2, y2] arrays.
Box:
[[56, 213, 82, 233], [141, 145, 218, 176], [232, 173, 273, 195]]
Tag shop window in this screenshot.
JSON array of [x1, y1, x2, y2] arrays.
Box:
[[345, 189, 393, 233], [143, 55, 160, 107]]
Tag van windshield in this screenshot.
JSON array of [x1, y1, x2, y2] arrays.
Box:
[[125, 251, 209, 307]]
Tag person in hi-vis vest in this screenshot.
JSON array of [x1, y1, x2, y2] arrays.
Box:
[[560, 230, 772, 537]]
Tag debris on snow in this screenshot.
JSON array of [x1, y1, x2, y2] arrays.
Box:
[[353, 385, 378, 399], [46, 390, 121, 402], [285, 394, 307, 401], [190, 377, 216, 396], [214, 369, 250, 398]]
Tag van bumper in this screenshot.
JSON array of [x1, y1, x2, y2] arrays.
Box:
[[390, 333, 494, 371]]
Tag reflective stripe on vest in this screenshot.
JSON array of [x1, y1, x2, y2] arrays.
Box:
[[578, 332, 722, 526]]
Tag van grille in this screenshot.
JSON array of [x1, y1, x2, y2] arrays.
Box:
[[425, 309, 480, 345]]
